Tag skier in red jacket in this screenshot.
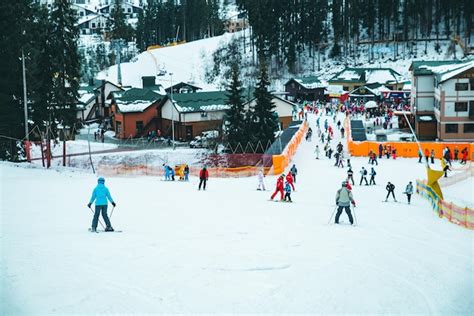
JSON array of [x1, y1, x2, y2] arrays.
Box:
[[285, 173, 295, 191], [198, 166, 209, 190], [270, 174, 285, 201]]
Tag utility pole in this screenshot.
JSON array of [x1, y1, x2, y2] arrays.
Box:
[[170, 72, 175, 150], [22, 48, 29, 141]]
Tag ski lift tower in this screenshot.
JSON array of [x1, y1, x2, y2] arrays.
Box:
[[110, 39, 126, 86]]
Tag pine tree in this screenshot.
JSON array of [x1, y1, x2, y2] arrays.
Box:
[[48, 0, 81, 129], [110, 0, 133, 41], [250, 59, 278, 150], [224, 62, 247, 151]]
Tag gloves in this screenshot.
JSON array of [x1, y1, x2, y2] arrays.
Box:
[[351, 201, 356, 207], [112, 202, 116, 207], [87, 203, 92, 208]]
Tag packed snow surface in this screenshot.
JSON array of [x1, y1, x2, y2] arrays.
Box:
[[1, 112, 473, 314]]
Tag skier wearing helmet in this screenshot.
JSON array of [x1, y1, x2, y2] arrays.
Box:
[[87, 177, 116, 232]]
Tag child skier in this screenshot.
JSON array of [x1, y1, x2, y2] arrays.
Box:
[[385, 182, 397, 202], [284, 181, 292, 202], [87, 177, 116, 232], [286, 172, 295, 191], [257, 170, 266, 191], [270, 174, 285, 201], [404, 181, 414, 204]]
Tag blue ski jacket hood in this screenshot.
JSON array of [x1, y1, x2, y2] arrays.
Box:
[[89, 181, 114, 206]]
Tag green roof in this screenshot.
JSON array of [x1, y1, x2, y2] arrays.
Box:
[[410, 60, 464, 76], [329, 67, 403, 84], [112, 88, 163, 103], [171, 90, 253, 113]]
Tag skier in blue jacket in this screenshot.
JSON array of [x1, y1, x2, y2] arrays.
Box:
[[87, 177, 116, 232]]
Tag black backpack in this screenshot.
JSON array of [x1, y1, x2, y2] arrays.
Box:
[[363, 169, 367, 175]]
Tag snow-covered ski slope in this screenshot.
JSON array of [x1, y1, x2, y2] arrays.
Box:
[[1, 113, 473, 314]]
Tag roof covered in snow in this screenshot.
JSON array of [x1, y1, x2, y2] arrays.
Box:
[[411, 59, 474, 82], [112, 88, 164, 113], [286, 76, 327, 89], [329, 67, 404, 84], [409, 60, 464, 76], [170, 90, 255, 113]]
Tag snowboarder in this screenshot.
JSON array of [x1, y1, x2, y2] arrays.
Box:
[[315, 145, 320, 159], [359, 167, 368, 185], [284, 181, 292, 202], [347, 168, 355, 185], [257, 170, 266, 191], [335, 181, 356, 225], [87, 177, 115, 232], [369, 167, 376, 185], [290, 164, 298, 182], [404, 181, 414, 204], [198, 166, 208, 190], [385, 182, 397, 202], [270, 174, 285, 201]]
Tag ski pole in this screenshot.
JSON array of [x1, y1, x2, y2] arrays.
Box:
[[109, 206, 115, 219], [352, 205, 358, 226], [328, 206, 337, 225], [89, 206, 106, 229]]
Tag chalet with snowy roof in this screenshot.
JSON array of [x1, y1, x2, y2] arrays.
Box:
[[98, 1, 143, 19], [165, 82, 202, 94], [410, 60, 474, 141], [159, 91, 297, 141], [348, 83, 391, 102], [76, 13, 111, 35], [110, 88, 165, 139], [329, 68, 405, 92], [284, 76, 326, 101]]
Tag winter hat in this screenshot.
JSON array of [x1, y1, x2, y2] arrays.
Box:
[[98, 177, 105, 184], [281, 174, 285, 178], [342, 181, 347, 186]]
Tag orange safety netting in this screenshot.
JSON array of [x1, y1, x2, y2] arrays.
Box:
[[272, 120, 308, 175], [416, 180, 474, 230]]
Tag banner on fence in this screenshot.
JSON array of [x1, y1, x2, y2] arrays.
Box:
[[416, 180, 474, 230]]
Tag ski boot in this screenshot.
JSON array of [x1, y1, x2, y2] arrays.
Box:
[[105, 226, 114, 232]]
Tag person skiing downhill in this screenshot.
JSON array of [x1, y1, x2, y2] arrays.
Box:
[[257, 170, 266, 191], [87, 177, 115, 232], [290, 164, 298, 182], [335, 181, 356, 225], [198, 166, 209, 190], [385, 182, 397, 202], [404, 181, 414, 204], [270, 174, 285, 201], [347, 168, 355, 185]]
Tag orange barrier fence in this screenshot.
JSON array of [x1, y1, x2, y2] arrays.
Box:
[[416, 180, 474, 230], [97, 164, 272, 178], [272, 121, 308, 175], [344, 117, 474, 161]]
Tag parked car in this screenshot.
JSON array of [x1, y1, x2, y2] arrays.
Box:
[[189, 130, 219, 148]]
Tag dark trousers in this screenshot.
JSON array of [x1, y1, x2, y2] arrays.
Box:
[[92, 205, 112, 229], [430, 157, 434, 164], [348, 175, 354, 185], [284, 192, 292, 202], [369, 176, 376, 185], [407, 194, 412, 204], [360, 176, 368, 185], [199, 178, 207, 190], [418, 156, 422, 163], [335, 206, 353, 224], [386, 191, 396, 201], [292, 173, 296, 182]]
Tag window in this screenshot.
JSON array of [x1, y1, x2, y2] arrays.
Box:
[[91, 22, 96, 28], [464, 123, 474, 133], [470, 101, 474, 118], [343, 86, 349, 91], [201, 112, 208, 118], [445, 124, 458, 133], [128, 8, 132, 13], [80, 11, 84, 16], [455, 83, 468, 91], [136, 121, 144, 135], [454, 102, 468, 112]]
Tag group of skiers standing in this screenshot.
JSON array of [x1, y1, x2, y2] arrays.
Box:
[[269, 164, 298, 202]]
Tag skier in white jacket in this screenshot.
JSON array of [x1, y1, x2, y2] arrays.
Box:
[[257, 170, 266, 191]]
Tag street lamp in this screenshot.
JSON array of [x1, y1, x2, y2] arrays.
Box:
[[169, 72, 175, 150]]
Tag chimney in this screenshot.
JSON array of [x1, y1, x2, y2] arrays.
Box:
[[142, 76, 156, 88]]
